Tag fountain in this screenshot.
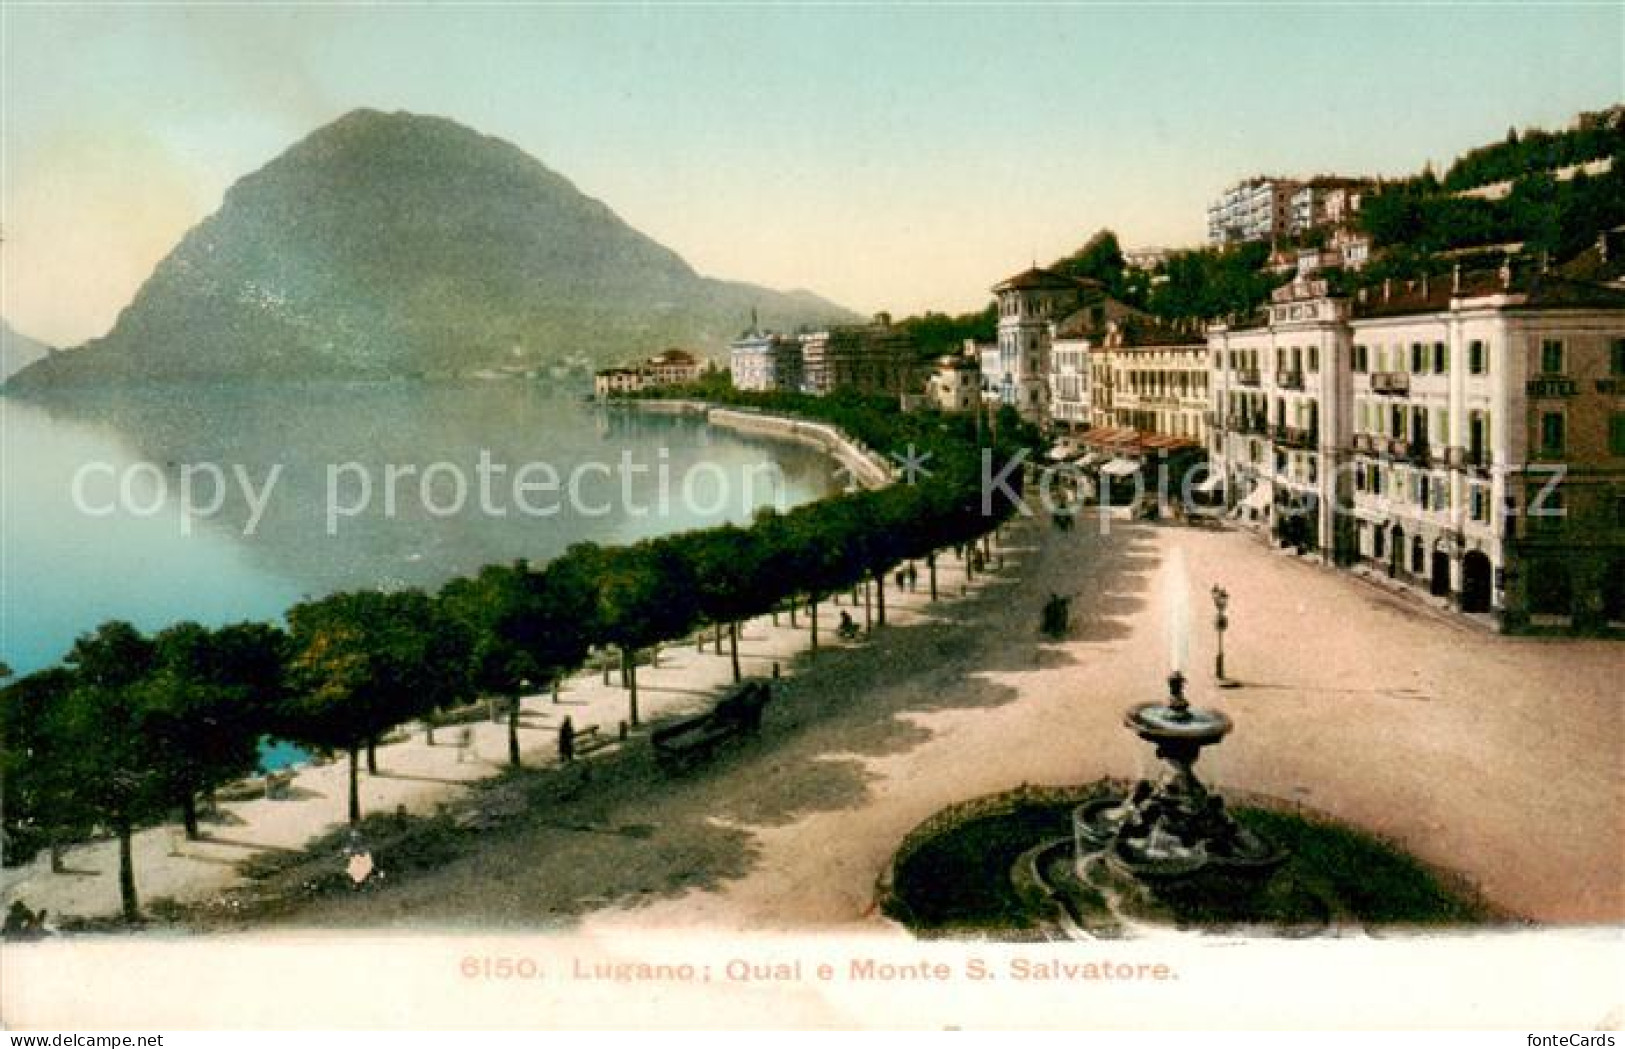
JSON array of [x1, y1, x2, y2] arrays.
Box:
[[882, 555, 1483, 937], [1071, 668, 1284, 889], [1072, 550, 1283, 896]]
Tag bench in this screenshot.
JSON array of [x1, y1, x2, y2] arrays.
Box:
[[651, 681, 771, 771], [264, 769, 295, 799], [573, 725, 616, 757]]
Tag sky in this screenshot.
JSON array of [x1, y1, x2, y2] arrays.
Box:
[[2, 2, 1621, 347]]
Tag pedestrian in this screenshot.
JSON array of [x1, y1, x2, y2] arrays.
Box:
[[558, 716, 576, 763]]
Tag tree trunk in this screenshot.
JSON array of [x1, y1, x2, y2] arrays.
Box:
[[116, 816, 139, 923], [874, 569, 887, 626], [366, 737, 378, 775], [425, 717, 436, 746], [603, 652, 612, 684], [729, 621, 741, 683], [863, 579, 873, 634], [715, 623, 724, 655], [347, 746, 361, 824], [810, 597, 819, 652], [508, 694, 522, 767], [623, 648, 640, 727], [789, 601, 798, 628], [181, 792, 200, 841], [928, 551, 939, 601]]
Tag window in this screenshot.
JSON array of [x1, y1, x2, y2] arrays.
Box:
[[1354, 345, 1368, 372], [1541, 412, 1566, 457], [1433, 342, 1448, 374], [1611, 412, 1625, 457], [1309, 346, 1320, 372], [1469, 340, 1487, 375], [1541, 339, 1565, 375], [1410, 343, 1424, 373], [1471, 487, 1488, 523], [1613, 339, 1625, 377]]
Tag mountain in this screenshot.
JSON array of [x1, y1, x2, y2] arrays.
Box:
[[0, 319, 53, 383], [10, 109, 858, 387]]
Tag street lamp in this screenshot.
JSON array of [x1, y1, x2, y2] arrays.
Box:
[[1210, 585, 1230, 684]]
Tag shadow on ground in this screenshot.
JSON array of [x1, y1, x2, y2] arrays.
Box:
[[194, 517, 1161, 931]]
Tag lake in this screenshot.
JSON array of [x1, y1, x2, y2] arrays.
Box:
[[1, 382, 836, 675]]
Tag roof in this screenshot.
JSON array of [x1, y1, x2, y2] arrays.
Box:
[[648, 348, 700, 365], [1353, 268, 1625, 318], [991, 266, 1095, 293], [1079, 426, 1199, 454]]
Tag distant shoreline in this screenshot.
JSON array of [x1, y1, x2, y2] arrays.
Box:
[[619, 397, 893, 490]]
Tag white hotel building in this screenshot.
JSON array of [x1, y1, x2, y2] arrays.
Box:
[[1209, 265, 1625, 632]]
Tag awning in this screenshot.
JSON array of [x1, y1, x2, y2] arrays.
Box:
[[1239, 485, 1271, 512], [1193, 471, 1225, 494], [1100, 458, 1142, 479]]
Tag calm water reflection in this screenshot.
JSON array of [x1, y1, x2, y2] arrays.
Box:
[[1, 383, 833, 674]]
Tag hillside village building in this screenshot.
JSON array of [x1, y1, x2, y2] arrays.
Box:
[[729, 332, 804, 393], [1206, 177, 1300, 246], [799, 317, 917, 396], [592, 348, 706, 396]]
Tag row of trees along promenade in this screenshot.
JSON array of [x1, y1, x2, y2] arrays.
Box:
[[0, 390, 1032, 922]]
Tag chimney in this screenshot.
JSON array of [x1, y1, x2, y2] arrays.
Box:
[[1500, 256, 1513, 290], [1382, 278, 1392, 302], [1421, 273, 1429, 298], [1452, 264, 1462, 294]]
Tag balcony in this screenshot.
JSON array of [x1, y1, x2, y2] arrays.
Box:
[[1276, 369, 1305, 391], [1403, 440, 1433, 467], [1465, 450, 1494, 475], [1279, 426, 1318, 450], [1352, 433, 1374, 454], [1526, 376, 1577, 397], [1597, 378, 1623, 395], [1371, 372, 1409, 395], [1235, 369, 1261, 387]]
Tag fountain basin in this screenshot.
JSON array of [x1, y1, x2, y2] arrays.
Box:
[[1124, 702, 1232, 744]]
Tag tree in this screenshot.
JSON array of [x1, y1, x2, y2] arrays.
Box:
[[1052, 229, 1130, 300], [442, 558, 590, 767], [284, 590, 467, 823], [681, 525, 773, 683], [60, 622, 163, 922], [139, 622, 286, 840], [0, 668, 93, 874], [588, 540, 698, 726]]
